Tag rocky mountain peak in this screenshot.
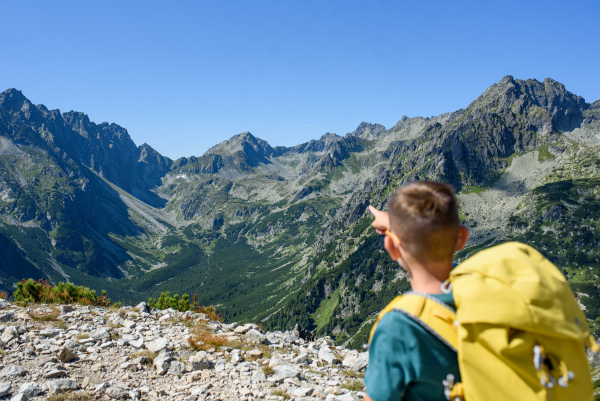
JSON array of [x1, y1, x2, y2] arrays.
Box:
[[348, 122, 387, 140]]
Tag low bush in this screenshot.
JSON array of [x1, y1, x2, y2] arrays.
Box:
[[14, 279, 122, 308], [148, 292, 222, 321]]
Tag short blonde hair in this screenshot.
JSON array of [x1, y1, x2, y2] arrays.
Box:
[[388, 181, 459, 263]]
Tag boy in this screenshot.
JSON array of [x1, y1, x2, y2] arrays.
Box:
[[364, 181, 470, 401]]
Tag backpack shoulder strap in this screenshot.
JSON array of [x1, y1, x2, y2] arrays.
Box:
[[369, 293, 459, 351]]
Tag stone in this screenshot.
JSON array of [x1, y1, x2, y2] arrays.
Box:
[[335, 392, 359, 401], [146, 337, 169, 353], [39, 328, 61, 338], [190, 351, 209, 371], [89, 328, 110, 341], [60, 305, 74, 313], [247, 349, 263, 358], [129, 338, 144, 348], [0, 382, 11, 397], [11, 393, 28, 401], [292, 387, 314, 397], [293, 352, 310, 365], [2, 365, 27, 377], [122, 319, 136, 329], [120, 362, 137, 371], [272, 364, 300, 379], [105, 386, 128, 399], [246, 329, 265, 343], [94, 382, 110, 394], [44, 369, 68, 378], [133, 356, 151, 365], [17, 382, 42, 397], [46, 378, 77, 394], [169, 360, 186, 376], [136, 302, 151, 314], [0, 313, 14, 322], [58, 346, 77, 363], [1, 326, 17, 343], [268, 354, 287, 368], [153, 353, 174, 375], [319, 346, 340, 365]]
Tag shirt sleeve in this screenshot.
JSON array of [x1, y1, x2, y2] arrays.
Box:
[[364, 312, 418, 401]]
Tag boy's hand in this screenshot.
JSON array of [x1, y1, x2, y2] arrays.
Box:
[[368, 205, 389, 235]]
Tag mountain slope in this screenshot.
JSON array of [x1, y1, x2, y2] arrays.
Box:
[[0, 76, 599, 346]]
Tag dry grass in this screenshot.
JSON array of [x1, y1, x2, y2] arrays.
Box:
[[306, 369, 324, 377], [262, 366, 275, 376], [0, 291, 8, 300], [77, 333, 89, 340], [46, 392, 94, 401], [117, 309, 127, 319], [51, 321, 67, 329], [341, 369, 364, 379], [271, 389, 290, 399], [29, 309, 60, 321], [341, 380, 364, 391], [188, 324, 229, 351], [132, 350, 157, 363]]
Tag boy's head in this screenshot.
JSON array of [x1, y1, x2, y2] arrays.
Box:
[[388, 181, 461, 264]]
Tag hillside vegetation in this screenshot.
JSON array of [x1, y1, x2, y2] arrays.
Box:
[[0, 76, 599, 346]]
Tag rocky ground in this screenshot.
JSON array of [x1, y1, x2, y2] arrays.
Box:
[[0, 300, 368, 401]]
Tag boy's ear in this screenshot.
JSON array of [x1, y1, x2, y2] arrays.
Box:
[[455, 226, 470, 251], [384, 235, 402, 260]]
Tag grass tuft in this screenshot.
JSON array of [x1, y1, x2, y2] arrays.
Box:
[[341, 380, 364, 391]]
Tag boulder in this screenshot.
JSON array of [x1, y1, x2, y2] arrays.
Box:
[[39, 328, 61, 338], [46, 378, 77, 394], [17, 382, 42, 397], [58, 346, 77, 363], [105, 386, 128, 400], [1, 326, 17, 343], [122, 320, 136, 329], [10, 393, 28, 401], [136, 302, 151, 314], [146, 337, 169, 353], [60, 305, 74, 313], [245, 329, 265, 343], [169, 361, 186, 376], [89, 328, 110, 341], [153, 353, 174, 375], [2, 365, 27, 378], [190, 351, 209, 371], [0, 313, 14, 322], [0, 382, 10, 397], [319, 346, 340, 365]]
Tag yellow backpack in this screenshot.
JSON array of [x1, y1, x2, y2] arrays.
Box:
[[369, 242, 599, 401]]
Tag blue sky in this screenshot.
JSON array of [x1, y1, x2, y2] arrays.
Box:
[[1, 1, 599, 159]]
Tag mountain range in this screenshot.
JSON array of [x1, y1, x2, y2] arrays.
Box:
[[1, 76, 599, 348]]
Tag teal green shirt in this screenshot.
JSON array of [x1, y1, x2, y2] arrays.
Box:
[[364, 293, 460, 401]]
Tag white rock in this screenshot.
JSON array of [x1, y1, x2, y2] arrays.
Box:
[[292, 387, 314, 397], [46, 378, 77, 394], [89, 328, 110, 341], [10, 393, 28, 401], [2, 365, 27, 378], [39, 328, 61, 338], [17, 382, 42, 397], [146, 337, 169, 353], [0, 382, 11, 397], [1, 326, 17, 343]]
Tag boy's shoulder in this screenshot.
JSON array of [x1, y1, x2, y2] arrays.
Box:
[[365, 295, 460, 401]]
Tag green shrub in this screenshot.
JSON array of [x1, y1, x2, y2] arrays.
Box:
[[148, 292, 222, 320], [14, 278, 116, 307], [148, 291, 194, 312]]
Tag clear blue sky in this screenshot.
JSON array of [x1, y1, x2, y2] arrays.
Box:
[[1, 1, 599, 159]]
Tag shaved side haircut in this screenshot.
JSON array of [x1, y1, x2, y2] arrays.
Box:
[[388, 181, 460, 263]]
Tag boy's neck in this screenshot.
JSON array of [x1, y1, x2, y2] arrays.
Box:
[[406, 260, 453, 294]]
